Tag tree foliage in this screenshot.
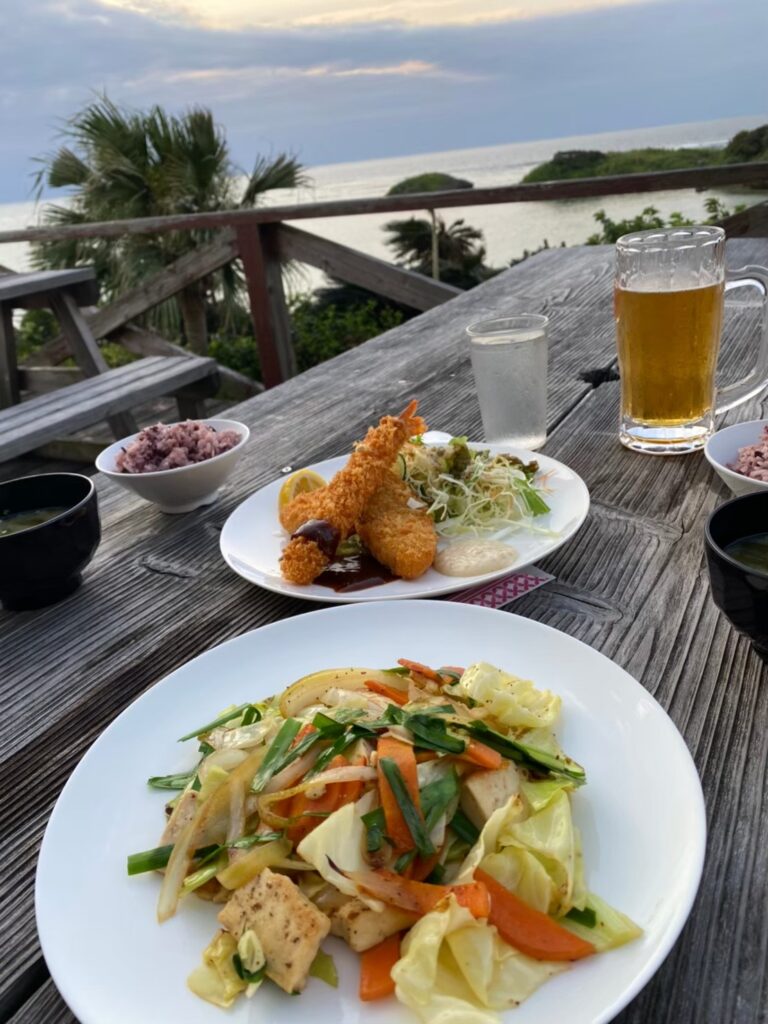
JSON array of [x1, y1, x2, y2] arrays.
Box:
[[31, 96, 305, 352]]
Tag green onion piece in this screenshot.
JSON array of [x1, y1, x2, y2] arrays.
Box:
[[453, 721, 586, 784], [182, 858, 223, 894], [252, 719, 301, 792], [361, 807, 387, 853], [449, 809, 480, 846], [241, 705, 261, 727], [406, 714, 465, 754], [147, 771, 196, 791], [383, 666, 410, 676], [425, 863, 446, 884], [420, 770, 460, 831], [394, 850, 417, 874], [127, 844, 175, 875], [127, 832, 283, 877], [198, 741, 215, 757], [309, 949, 338, 988], [311, 712, 348, 737], [565, 906, 597, 928], [308, 731, 359, 778], [178, 703, 259, 742], [378, 757, 435, 857], [232, 954, 267, 984]]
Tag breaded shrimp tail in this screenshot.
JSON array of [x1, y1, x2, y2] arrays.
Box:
[[357, 471, 437, 580], [279, 400, 427, 585]]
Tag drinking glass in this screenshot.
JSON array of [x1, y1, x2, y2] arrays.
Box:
[[615, 226, 768, 454], [467, 315, 548, 449]]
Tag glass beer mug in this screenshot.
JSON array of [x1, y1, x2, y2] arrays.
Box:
[[614, 226, 768, 453]]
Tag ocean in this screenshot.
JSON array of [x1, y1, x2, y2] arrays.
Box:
[[1, 113, 766, 294]]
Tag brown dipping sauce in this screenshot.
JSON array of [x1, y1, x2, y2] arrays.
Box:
[[291, 518, 341, 559], [316, 553, 397, 593]]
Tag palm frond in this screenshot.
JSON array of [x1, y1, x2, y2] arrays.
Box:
[[240, 154, 307, 207]]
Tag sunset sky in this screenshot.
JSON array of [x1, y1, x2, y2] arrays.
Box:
[[0, 0, 765, 201]]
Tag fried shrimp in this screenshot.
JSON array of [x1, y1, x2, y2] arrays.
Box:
[[279, 401, 427, 585], [356, 472, 437, 580]]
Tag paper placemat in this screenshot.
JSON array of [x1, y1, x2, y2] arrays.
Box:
[[447, 566, 554, 609]]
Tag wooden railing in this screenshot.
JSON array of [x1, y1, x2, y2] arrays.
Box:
[[2, 162, 767, 388]]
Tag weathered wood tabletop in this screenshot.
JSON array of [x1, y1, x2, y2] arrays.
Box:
[[3, 241, 768, 1024]]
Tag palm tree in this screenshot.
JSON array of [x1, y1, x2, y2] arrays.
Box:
[[384, 215, 496, 290], [32, 97, 306, 354]]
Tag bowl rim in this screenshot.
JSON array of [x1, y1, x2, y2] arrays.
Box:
[[705, 490, 768, 581], [0, 472, 96, 541], [704, 418, 768, 488], [95, 418, 250, 479]]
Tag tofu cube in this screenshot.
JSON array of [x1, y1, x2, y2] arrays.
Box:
[[459, 763, 520, 830], [218, 868, 330, 993]]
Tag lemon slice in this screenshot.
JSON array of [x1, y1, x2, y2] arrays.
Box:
[[278, 469, 326, 511]]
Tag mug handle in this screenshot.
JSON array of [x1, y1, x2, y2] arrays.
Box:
[[716, 265, 768, 414]]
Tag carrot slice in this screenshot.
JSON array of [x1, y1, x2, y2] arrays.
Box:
[[365, 679, 409, 706], [476, 869, 596, 961], [397, 659, 443, 683], [377, 735, 422, 853], [359, 933, 402, 1001], [286, 754, 348, 844], [352, 868, 490, 919], [458, 740, 503, 771], [411, 850, 442, 882]]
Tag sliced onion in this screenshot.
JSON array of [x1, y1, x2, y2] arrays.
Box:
[[200, 748, 248, 775], [208, 720, 275, 751], [262, 747, 321, 794], [156, 815, 197, 923], [257, 766, 377, 827], [226, 778, 246, 846]]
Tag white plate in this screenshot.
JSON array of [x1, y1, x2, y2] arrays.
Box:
[[37, 601, 705, 1024], [220, 441, 590, 601]]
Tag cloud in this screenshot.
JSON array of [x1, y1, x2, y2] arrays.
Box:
[[96, 0, 660, 31], [139, 59, 479, 89]]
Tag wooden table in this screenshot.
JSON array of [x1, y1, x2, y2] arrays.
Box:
[[3, 242, 768, 1024]]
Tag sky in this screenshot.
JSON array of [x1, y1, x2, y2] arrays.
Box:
[[0, 0, 765, 202]]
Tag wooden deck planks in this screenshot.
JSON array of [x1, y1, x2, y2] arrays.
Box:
[[2, 241, 768, 1023]]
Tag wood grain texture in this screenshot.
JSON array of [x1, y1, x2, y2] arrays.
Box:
[[0, 269, 97, 307], [276, 223, 461, 310], [3, 240, 768, 1024], [31, 231, 238, 368], [0, 355, 217, 461]]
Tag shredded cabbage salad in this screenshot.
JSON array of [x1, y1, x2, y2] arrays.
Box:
[[399, 437, 553, 537], [128, 659, 640, 1020]]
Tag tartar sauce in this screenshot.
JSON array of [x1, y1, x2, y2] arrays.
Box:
[[434, 539, 518, 576]]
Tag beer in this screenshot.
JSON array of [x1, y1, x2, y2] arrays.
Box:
[[615, 281, 724, 425]]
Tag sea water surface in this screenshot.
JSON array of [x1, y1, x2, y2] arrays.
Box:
[[1, 113, 766, 294]]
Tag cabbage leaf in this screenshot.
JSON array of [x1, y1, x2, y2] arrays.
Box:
[[561, 891, 643, 952], [296, 792, 383, 910], [453, 663, 561, 730], [392, 897, 565, 1024]]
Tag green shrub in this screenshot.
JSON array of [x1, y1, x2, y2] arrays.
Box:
[[387, 173, 473, 195], [208, 298, 405, 383]]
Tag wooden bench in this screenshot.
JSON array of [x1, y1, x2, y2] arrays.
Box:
[[0, 267, 221, 461], [0, 354, 219, 462]]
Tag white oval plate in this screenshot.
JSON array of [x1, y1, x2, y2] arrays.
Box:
[[220, 441, 590, 601], [36, 601, 705, 1024]]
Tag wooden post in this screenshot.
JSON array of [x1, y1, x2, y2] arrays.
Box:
[[236, 223, 295, 388], [0, 302, 19, 408], [49, 291, 138, 438], [429, 209, 440, 282]]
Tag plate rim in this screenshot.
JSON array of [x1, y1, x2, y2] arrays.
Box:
[[219, 442, 590, 602], [35, 601, 706, 1024]]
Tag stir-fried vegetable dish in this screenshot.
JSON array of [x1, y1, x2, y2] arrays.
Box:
[[128, 659, 641, 1021]]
